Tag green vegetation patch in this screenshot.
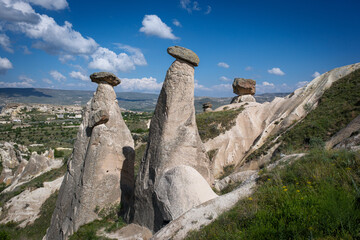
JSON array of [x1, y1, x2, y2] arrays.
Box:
[[196, 107, 244, 142], [69, 204, 126, 240], [187, 149, 360, 239], [134, 144, 147, 179], [280, 68, 360, 153], [0, 191, 58, 240]]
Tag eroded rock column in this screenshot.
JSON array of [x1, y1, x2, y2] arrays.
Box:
[[45, 72, 135, 240], [133, 46, 216, 232]]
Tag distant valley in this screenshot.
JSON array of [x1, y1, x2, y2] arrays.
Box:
[[0, 88, 290, 112]]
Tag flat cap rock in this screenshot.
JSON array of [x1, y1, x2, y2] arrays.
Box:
[[90, 72, 121, 86], [167, 46, 199, 67], [232, 78, 256, 95]]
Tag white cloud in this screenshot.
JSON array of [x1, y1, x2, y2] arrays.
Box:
[[205, 5, 212, 14], [296, 81, 308, 88], [42, 78, 52, 84], [115, 43, 147, 66], [69, 71, 88, 81], [268, 67, 285, 76], [211, 83, 232, 91], [16, 14, 98, 55], [219, 76, 231, 82], [139, 15, 178, 40], [192, 1, 201, 11], [0, 0, 40, 24], [194, 79, 211, 91], [0, 74, 35, 87], [120, 77, 163, 92], [50, 70, 66, 81], [262, 81, 275, 87], [180, 0, 191, 12], [172, 19, 182, 27], [312, 71, 321, 78], [217, 62, 229, 68], [0, 33, 13, 53], [21, 45, 32, 54], [26, 0, 68, 10], [245, 66, 253, 71], [88, 47, 146, 72], [0, 56, 13, 74]]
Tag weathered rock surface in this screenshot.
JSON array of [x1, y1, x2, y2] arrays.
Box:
[[0, 176, 63, 228], [167, 46, 200, 66], [326, 114, 360, 150], [45, 72, 134, 240], [99, 223, 152, 240], [206, 63, 360, 177], [230, 94, 256, 104], [90, 72, 120, 86], [133, 49, 214, 232], [202, 102, 213, 112], [232, 78, 256, 96]]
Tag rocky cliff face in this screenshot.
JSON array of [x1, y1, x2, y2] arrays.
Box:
[[133, 46, 215, 232], [206, 63, 360, 177], [45, 72, 135, 240]]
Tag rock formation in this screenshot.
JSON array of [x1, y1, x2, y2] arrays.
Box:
[[45, 72, 135, 240], [202, 102, 213, 112], [231, 78, 256, 104], [205, 63, 360, 177], [133, 46, 215, 232]]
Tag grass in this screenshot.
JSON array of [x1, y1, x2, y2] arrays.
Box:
[[0, 191, 59, 240], [196, 107, 244, 142], [186, 149, 360, 239], [69, 204, 126, 240], [279, 68, 360, 153]]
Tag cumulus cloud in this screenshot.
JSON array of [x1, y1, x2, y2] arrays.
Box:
[[0, 74, 35, 87], [21, 45, 32, 54], [0, 33, 13, 53], [50, 70, 66, 81], [119, 77, 163, 92], [194, 79, 211, 91], [180, 0, 201, 13], [245, 66, 253, 71], [26, 0, 68, 10], [205, 5, 212, 14], [217, 62, 229, 68], [312, 71, 321, 78], [16, 15, 98, 55], [296, 81, 308, 88], [219, 76, 231, 82], [89, 47, 146, 72], [262, 81, 275, 87], [0, 56, 13, 74], [115, 43, 147, 66], [139, 15, 178, 40], [69, 71, 88, 81], [268, 67, 285, 76], [172, 19, 182, 27], [42, 78, 52, 84], [0, 0, 40, 24]]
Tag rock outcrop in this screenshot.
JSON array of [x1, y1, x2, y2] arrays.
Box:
[[231, 78, 256, 104], [206, 63, 360, 177], [45, 72, 135, 240], [133, 46, 215, 232], [202, 102, 213, 112]]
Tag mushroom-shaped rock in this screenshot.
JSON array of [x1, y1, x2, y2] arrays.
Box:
[[167, 46, 200, 67], [202, 102, 213, 112], [232, 78, 256, 95], [90, 72, 121, 86], [46, 73, 134, 240]]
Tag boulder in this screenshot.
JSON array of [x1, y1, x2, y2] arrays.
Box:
[[90, 72, 120, 86], [230, 94, 256, 104], [133, 47, 214, 232], [202, 102, 213, 112], [167, 46, 200, 67], [45, 72, 134, 240], [232, 78, 256, 95]]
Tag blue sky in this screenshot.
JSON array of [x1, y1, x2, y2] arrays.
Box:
[[0, 0, 359, 97]]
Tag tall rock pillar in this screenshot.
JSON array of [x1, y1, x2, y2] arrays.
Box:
[[133, 46, 216, 232], [45, 72, 135, 240]]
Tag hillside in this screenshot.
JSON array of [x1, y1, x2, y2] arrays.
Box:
[[0, 88, 289, 112]]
